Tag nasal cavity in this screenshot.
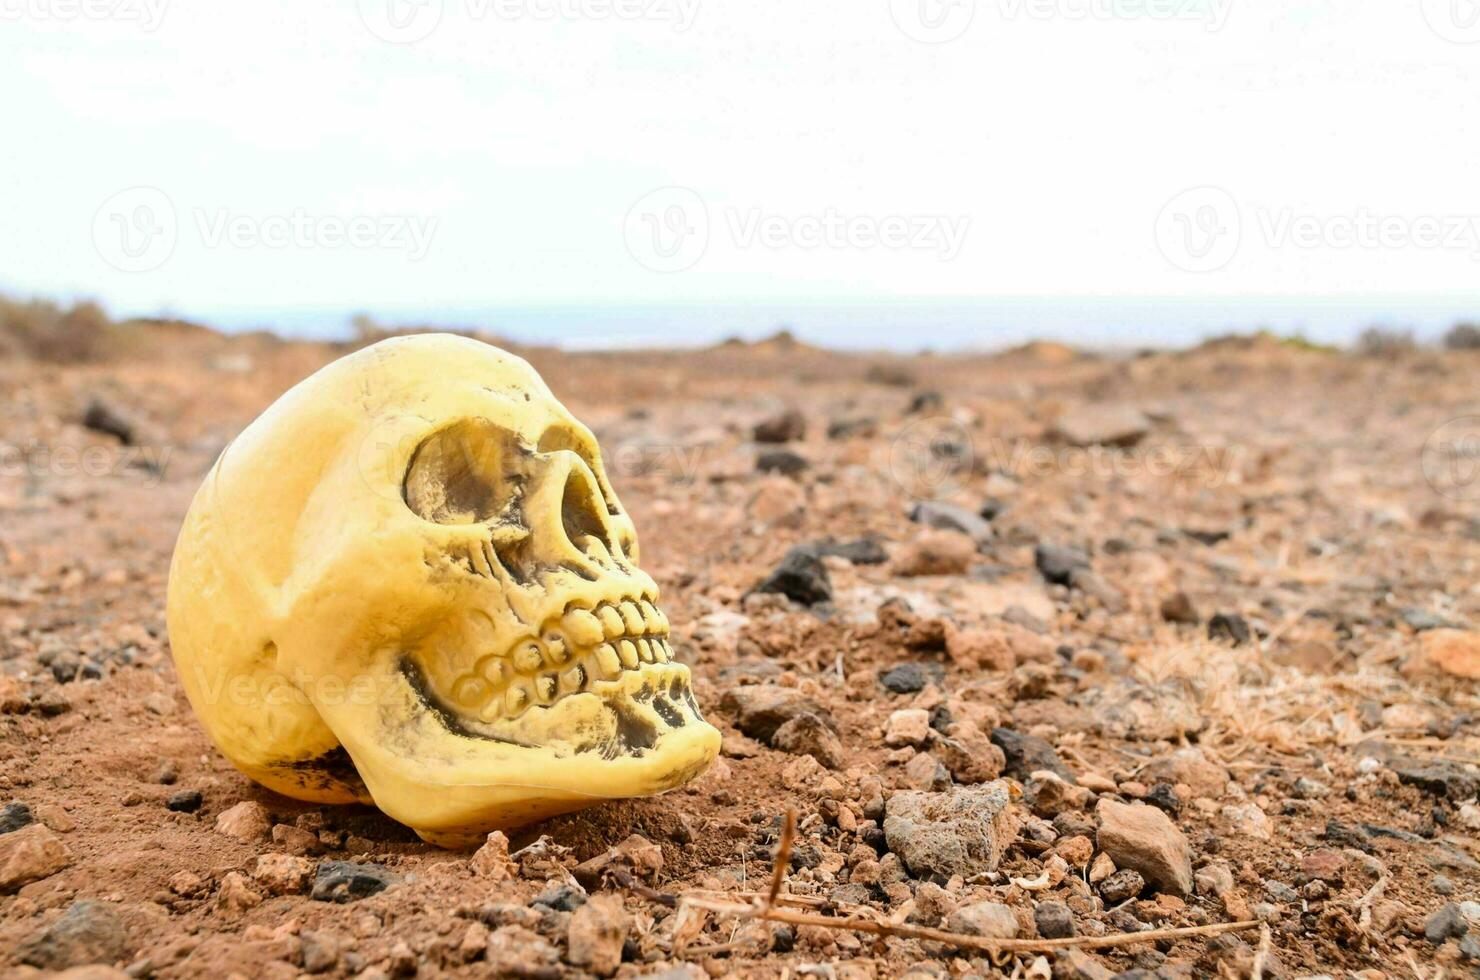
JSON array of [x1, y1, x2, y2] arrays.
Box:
[[561, 462, 614, 557]]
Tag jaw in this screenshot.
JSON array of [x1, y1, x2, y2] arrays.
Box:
[[309, 652, 720, 848]]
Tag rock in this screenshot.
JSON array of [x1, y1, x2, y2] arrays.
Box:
[[903, 751, 951, 790], [471, 830, 517, 879], [1221, 803, 1273, 840], [908, 501, 992, 543], [1208, 613, 1251, 646], [253, 853, 316, 895], [808, 537, 888, 565], [882, 781, 1020, 879], [770, 713, 845, 769], [880, 662, 943, 694], [946, 901, 1019, 939], [1410, 629, 1480, 680], [945, 626, 1017, 671], [751, 547, 832, 605], [486, 924, 561, 978], [1140, 748, 1229, 799], [1425, 903, 1470, 944], [885, 709, 932, 747], [1300, 849, 1346, 882], [720, 685, 834, 743], [572, 834, 664, 888], [1055, 835, 1094, 868], [1059, 950, 1115, 980], [310, 861, 398, 902], [756, 449, 808, 478], [894, 529, 976, 577], [217, 871, 262, 914], [298, 929, 339, 973], [271, 823, 320, 855], [533, 881, 587, 912], [928, 727, 1005, 785], [908, 882, 956, 927], [15, 900, 128, 970], [1389, 759, 1480, 800], [83, 399, 136, 445], [215, 800, 271, 842], [1034, 900, 1075, 938], [1095, 799, 1193, 896], [1051, 405, 1150, 448], [168, 869, 208, 897], [34, 804, 76, 833], [1, 801, 35, 834], [0, 822, 73, 892], [142, 691, 175, 715], [566, 893, 629, 976], [1159, 591, 1199, 624], [165, 789, 203, 813], [1098, 868, 1145, 904], [754, 409, 805, 444], [1034, 544, 1090, 586], [990, 727, 1074, 783], [1073, 680, 1204, 742], [1269, 640, 1341, 673]]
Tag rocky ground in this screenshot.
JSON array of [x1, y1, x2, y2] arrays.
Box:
[[1, 328, 1478, 978]]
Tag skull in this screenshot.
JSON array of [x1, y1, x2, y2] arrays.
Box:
[[167, 334, 720, 846]]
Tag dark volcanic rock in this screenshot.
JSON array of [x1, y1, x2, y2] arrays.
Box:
[[753, 409, 805, 444], [756, 449, 808, 478], [310, 861, 398, 903], [909, 501, 992, 543], [83, 398, 136, 446], [0, 802, 34, 835], [720, 685, 835, 743], [166, 790, 203, 813], [751, 548, 832, 606], [991, 727, 1075, 783], [1034, 544, 1090, 586], [1208, 613, 1252, 646], [879, 662, 945, 694], [807, 538, 887, 565]]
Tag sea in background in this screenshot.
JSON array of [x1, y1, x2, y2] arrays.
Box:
[[171, 294, 1480, 353]]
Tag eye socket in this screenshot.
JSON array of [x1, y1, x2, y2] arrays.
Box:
[[404, 419, 527, 525], [538, 423, 620, 517]]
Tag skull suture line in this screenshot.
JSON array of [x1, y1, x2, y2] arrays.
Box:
[[167, 335, 720, 846]]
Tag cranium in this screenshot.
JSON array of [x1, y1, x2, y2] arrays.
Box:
[[167, 334, 719, 846]]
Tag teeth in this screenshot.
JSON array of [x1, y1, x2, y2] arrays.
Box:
[[617, 639, 639, 669], [513, 643, 544, 674], [561, 664, 587, 692], [654, 639, 671, 663], [639, 600, 663, 633], [536, 674, 558, 702], [636, 638, 655, 663], [563, 609, 605, 646], [453, 676, 489, 707], [479, 657, 511, 684], [619, 601, 645, 635], [598, 606, 626, 639], [506, 685, 530, 714], [594, 643, 622, 679], [544, 634, 569, 665]]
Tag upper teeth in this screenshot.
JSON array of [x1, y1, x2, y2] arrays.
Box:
[[445, 595, 676, 720]]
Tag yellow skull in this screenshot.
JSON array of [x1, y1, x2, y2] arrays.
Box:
[[166, 334, 719, 846]]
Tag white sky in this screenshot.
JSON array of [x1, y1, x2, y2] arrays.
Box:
[[3, 0, 1479, 339]]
